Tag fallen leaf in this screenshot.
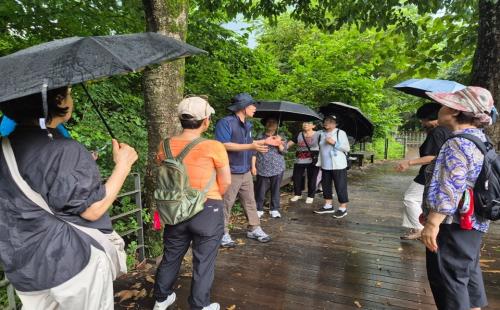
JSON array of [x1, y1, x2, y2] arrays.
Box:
[[226, 305, 237, 310], [131, 282, 141, 289], [354, 300, 362, 308], [114, 289, 143, 303], [375, 282, 382, 288], [230, 287, 236, 292], [137, 288, 147, 299], [146, 275, 155, 283], [180, 272, 193, 277], [483, 270, 500, 273], [235, 238, 246, 245], [135, 259, 147, 270]]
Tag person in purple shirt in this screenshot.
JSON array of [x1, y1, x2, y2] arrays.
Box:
[[421, 86, 495, 310]]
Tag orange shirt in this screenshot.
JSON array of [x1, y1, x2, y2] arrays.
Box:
[[156, 138, 229, 200]]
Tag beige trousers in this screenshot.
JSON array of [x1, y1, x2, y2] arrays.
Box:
[[17, 246, 114, 310], [223, 172, 261, 234]]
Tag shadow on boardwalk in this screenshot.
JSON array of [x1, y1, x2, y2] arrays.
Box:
[[115, 162, 500, 309]]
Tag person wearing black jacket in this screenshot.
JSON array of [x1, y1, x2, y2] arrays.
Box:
[[395, 103, 451, 240]]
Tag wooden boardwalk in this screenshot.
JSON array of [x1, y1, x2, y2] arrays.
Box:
[[115, 162, 500, 309]]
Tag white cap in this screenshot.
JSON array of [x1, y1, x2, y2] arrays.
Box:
[[177, 97, 215, 120]]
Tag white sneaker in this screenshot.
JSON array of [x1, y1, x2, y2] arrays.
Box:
[[220, 233, 236, 248], [202, 303, 220, 310], [270, 210, 281, 218], [247, 226, 271, 242], [153, 292, 176, 310], [257, 210, 264, 218], [290, 195, 301, 202], [305, 197, 314, 204]]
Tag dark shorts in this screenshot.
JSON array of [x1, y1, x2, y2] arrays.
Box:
[[426, 224, 487, 310]]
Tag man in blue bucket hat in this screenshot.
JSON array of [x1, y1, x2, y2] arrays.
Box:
[[215, 93, 271, 247]]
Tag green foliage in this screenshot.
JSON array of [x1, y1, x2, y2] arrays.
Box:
[[185, 13, 283, 117], [258, 18, 410, 138]]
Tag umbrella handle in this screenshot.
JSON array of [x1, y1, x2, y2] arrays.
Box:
[[81, 84, 116, 140]]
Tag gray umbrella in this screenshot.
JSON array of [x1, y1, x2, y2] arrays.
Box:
[[0, 32, 205, 138]]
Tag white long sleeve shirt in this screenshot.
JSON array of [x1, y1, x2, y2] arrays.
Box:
[[316, 128, 350, 170]]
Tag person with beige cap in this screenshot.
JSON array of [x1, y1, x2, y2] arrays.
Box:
[[153, 96, 231, 310], [421, 86, 495, 310]]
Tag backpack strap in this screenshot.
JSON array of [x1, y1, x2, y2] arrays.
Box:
[[162, 138, 175, 160], [162, 137, 206, 162], [202, 171, 217, 194], [176, 137, 206, 161], [452, 133, 490, 155], [163, 136, 215, 193]]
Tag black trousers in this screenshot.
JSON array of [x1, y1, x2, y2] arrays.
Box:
[[321, 169, 349, 203], [255, 173, 283, 211], [154, 199, 224, 310], [292, 163, 320, 198], [426, 224, 487, 310]]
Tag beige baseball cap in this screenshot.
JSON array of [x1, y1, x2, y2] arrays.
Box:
[[177, 96, 215, 120]]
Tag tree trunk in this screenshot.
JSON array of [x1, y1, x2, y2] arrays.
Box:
[[142, 0, 189, 210], [471, 0, 500, 148]]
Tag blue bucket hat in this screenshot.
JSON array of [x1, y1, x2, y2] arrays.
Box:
[[228, 93, 258, 112]]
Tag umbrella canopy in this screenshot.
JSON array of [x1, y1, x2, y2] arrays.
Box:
[[319, 102, 374, 142], [0, 32, 206, 103], [254, 100, 322, 122], [393, 78, 465, 100]]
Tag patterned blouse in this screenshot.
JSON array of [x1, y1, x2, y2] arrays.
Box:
[[255, 133, 287, 177], [425, 128, 490, 232]]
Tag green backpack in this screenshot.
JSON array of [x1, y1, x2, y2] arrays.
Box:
[[154, 137, 216, 225]]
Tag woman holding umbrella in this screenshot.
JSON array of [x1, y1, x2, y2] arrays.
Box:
[[0, 86, 137, 309]]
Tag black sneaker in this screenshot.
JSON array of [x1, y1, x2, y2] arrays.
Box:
[[332, 209, 347, 218], [314, 206, 335, 214]]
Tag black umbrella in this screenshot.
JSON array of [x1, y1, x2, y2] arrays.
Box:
[[254, 100, 322, 122], [319, 102, 374, 142], [0, 32, 206, 137]]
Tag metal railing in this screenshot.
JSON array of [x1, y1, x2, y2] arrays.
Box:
[[112, 172, 145, 262], [0, 173, 145, 309]]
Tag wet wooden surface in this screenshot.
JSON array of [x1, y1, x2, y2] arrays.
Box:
[[115, 162, 500, 309]]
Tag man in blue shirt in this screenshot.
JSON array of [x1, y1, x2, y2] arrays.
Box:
[[215, 93, 271, 247]]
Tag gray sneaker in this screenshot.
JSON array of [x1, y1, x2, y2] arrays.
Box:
[[220, 233, 236, 248], [247, 227, 271, 243]]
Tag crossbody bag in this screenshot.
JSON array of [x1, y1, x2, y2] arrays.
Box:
[[301, 132, 319, 165], [1, 137, 127, 280]]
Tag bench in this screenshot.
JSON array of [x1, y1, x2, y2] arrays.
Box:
[[350, 151, 374, 167]]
